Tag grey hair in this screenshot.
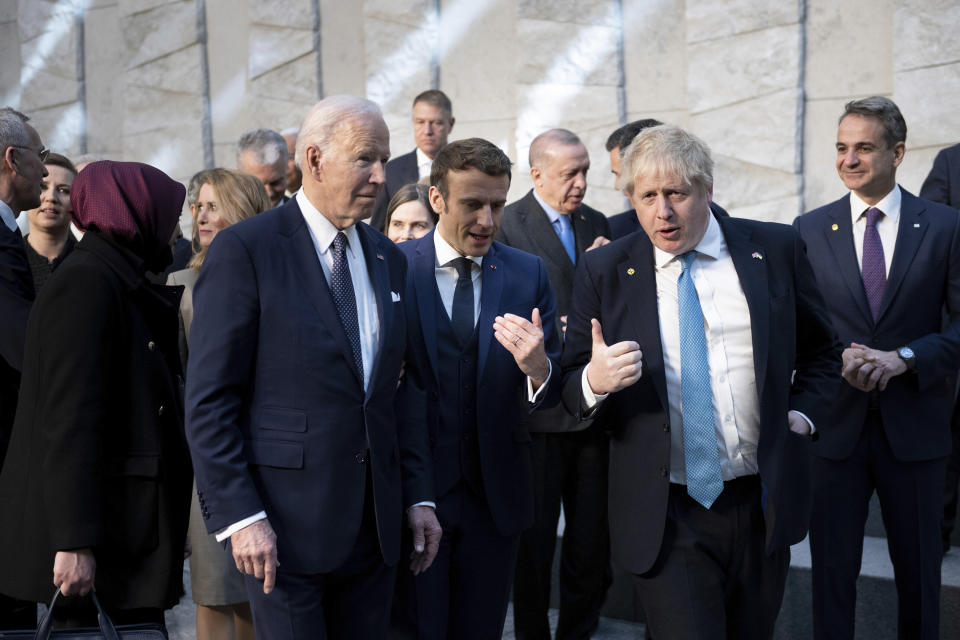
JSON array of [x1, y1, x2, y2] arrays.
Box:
[[0, 107, 31, 151], [236, 128, 288, 168], [619, 124, 713, 197], [840, 96, 907, 149], [295, 95, 384, 170], [529, 128, 583, 168]]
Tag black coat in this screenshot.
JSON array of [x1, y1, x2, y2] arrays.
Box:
[[0, 230, 192, 609], [0, 222, 33, 466]]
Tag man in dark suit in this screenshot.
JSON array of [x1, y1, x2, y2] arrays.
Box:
[[919, 142, 960, 555], [369, 90, 454, 232], [795, 96, 960, 640], [562, 124, 840, 639], [186, 95, 440, 640], [0, 106, 45, 629], [237, 128, 289, 208], [394, 137, 561, 639], [497, 128, 613, 640]]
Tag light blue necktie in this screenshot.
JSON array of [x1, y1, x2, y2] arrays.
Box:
[[678, 251, 723, 508], [555, 215, 576, 264]]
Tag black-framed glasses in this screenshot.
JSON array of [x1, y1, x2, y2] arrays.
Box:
[[12, 145, 49, 163]]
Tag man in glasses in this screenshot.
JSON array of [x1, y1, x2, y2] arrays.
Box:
[[0, 106, 47, 629]]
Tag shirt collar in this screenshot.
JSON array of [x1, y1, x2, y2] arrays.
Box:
[[0, 200, 18, 232], [416, 147, 433, 173], [433, 229, 483, 269], [532, 189, 565, 226], [849, 185, 901, 224], [653, 209, 723, 269], [296, 189, 361, 256]]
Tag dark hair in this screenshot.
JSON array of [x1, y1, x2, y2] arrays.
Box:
[[413, 90, 453, 117], [605, 119, 664, 153], [384, 182, 435, 233], [840, 97, 907, 149], [44, 152, 77, 176], [431, 138, 512, 200]]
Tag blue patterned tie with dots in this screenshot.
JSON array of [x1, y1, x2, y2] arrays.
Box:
[[678, 251, 723, 509], [861, 207, 886, 322], [331, 232, 363, 379]]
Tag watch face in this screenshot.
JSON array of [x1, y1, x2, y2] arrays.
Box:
[[899, 347, 915, 359]]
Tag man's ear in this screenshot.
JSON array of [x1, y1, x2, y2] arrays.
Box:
[[3, 146, 18, 174], [428, 185, 445, 216], [304, 144, 323, 181], [530, 166, 541, 186]]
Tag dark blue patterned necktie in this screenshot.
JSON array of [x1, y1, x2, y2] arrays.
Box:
[[861, 207, 886, 322], [451, 257, 475, 345], [331, 232, 363, 378]]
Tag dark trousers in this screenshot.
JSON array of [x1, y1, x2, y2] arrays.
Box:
[[0, 593, 36, 630], [513, 429, 612, 640], [633, 476, 788, 640], [394, 482, 519, 640], [246, 469, 395, 640], [810, 411, 946, 640], [942, 400, 960, 552]]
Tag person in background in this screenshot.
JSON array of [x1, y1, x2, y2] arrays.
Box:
[[384, 182, 436, 243], [0, 160, 191, 626], [281, 127, 302, 196], [236, 128, 289, 208], [23, 152, 77, 291], [168, 168, 269, 640]]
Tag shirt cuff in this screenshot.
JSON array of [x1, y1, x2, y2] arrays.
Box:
[[791, 410, 815, 435], [526, 360, 553, 402], [214, 511, 267, 542], [407, 501, 436, 511], [581, 365, 608, 410]]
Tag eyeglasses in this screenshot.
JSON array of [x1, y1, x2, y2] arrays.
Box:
[[12, 145, 49, 163]]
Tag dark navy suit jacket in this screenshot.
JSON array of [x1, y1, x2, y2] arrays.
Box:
[[185, 197, 410, 572], [561, 215, 841, 574], [397, 232, 562, 536], [920, 143, 960, 209], [370, 149, 419, 232], [794, 188, 960, 461], [0, 221, 33, 465]]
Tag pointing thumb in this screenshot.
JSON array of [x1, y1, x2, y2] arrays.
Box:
[[591, 318, 605, 349], [531, 307, 542, 328]]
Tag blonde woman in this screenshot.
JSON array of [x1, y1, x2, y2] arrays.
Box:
[[168, 168, 269, 640]]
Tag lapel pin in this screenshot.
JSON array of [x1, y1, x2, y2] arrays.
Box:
[[627, 267, 635, 275], [490, 264, 497, 270], [376, 253, 384, 260], [831, 223, 839, 231], [914, 223, 920, 228], [751, 252, 763, 260]]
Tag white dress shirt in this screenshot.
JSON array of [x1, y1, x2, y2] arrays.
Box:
[[850, 185, 901, 276], [216, 191, 382, 542], [416, 147, 433, 180], [582, 214, 812, 484], [0, 200, 18, 232]]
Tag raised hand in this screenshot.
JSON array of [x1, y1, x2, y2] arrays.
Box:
[[585, 318, 643, 395]]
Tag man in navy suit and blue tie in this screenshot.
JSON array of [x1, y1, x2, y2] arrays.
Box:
[[185, 95, 441, 640], [795, 96, 960, 640], [561, 124, 840, 639], [393, 137, 562, 639]]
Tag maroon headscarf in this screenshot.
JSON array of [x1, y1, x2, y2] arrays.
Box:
[[71, 161, 185, 260]]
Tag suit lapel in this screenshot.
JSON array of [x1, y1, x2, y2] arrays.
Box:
[[477, 244, 504, 380], [878, 190, 928, 322], [280, 201, 363, 387], [719, 218, 770, 398], [520, 192, 575, 273], [824, 199, 874, 327], [413, 233, 441, 385], [356, 224, 392, 397], [618, 239, 668, 411]]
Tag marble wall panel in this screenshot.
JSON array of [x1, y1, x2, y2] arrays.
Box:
[[127, 43, 203, 95], [1, 0, 16, 23], [206, 0, 250, 160], [802, 97, 848, 212], [28, 102, 85, 156], [728, 194, 800, 223], [622, 0, 686, 113], [894, 0, 960, 72], [516, 19, 619, 87], [895, 63, 960, 151], [0, 19, 21, 106], [688, 23, 799, 113], [518, 0, 617, 26], [805, 0, 893, 99], [686, 0, 796, 44], [249, 0, 315, 29], [249, 55, 319, 107], [18, 69, 81, 114], [84, 2, 123, 156], [320, 0, 366, 96], [120, 0, 177, 16], [711, 154, 797, 216], [121, 0, 197, 70], [248, 24, 314, 80], [898, 146, 943, 197]]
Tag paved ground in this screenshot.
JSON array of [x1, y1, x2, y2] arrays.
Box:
[[164, 561, 647, 639]]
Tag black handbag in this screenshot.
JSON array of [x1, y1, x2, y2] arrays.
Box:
[[0, 590, 167, 640]]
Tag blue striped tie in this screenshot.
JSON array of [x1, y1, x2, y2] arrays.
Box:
[[678, 251, 723, 508]]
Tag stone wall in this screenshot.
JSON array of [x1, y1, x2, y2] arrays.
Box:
[[5, 0, 960, 230]]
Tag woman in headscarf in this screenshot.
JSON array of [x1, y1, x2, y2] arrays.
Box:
[[167, 168, 269, 640], [0, 161, 193, 627]]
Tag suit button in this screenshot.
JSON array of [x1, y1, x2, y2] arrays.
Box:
[[355, 452, 366, 464], [663, 423, 670, 432], [157, 405, 165, 416], [147, 340, 156, 352], [659, 467, 668, 478]]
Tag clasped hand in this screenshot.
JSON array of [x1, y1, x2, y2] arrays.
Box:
[[841, 342, 907, 392]]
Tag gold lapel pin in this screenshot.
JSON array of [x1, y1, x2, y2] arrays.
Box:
[[751, 252, 763, 260], [831, 223, 839, 231], [627, 267, 635, 276]]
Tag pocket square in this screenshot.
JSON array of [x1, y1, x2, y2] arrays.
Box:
[[391, 291, 401, 302]]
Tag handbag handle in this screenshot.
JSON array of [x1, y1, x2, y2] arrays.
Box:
[[35, 589, 120, 640]]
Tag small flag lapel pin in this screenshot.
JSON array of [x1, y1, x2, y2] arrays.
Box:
[[490, 264, 497, 270], [627, 267, 635, 275], [914, 223, 920, 228], [831, 223, 839, 231], [751, 251, 763, 260]]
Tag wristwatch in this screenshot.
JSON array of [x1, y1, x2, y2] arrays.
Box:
[[897, 346, 917, 372]]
